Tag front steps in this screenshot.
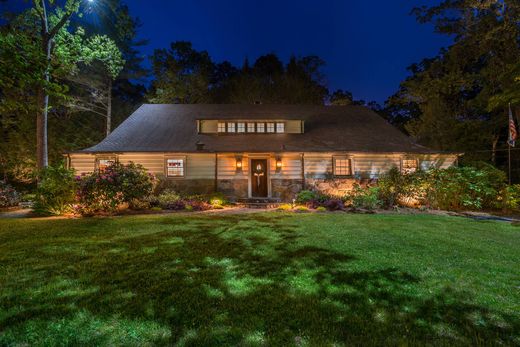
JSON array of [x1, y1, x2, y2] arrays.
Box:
[[235, 198, 282, 209]]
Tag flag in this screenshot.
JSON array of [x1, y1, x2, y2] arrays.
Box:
[[508, 103, 517, 147]]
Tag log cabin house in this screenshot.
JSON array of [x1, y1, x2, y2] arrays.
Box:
[[66, 104, 459, 201]]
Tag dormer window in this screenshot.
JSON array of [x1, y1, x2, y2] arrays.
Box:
[[207, 120, 297, 134]]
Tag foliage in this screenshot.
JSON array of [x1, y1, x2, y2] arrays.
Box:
[[296, 190, 320, 204], [322, 199, 345, 211], [376, 164, 508, 211], [384, 0, 520, 166], [347, 185, 382, 211], [425, 165, 506, 211], [316, 206, 327, 212], [76, 162, 155, 215], [277, 203, 293, 211], [156, 189, 183, 210], [33, 165, 77, 215], [147, 43, 329, 105], [498, 184, 520, 211], [0, 181, 21, 208], [294, 205, 309, 212]]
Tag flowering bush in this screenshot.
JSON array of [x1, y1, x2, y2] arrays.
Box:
[[0, 181, 20, 208], [76, 162, 155, 215], [33, 165, 77, 215]]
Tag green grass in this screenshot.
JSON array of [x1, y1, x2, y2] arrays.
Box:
[[0, 212, 519, 346]]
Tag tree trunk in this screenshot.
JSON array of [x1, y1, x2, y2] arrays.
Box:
[[106, 79, 112, 137], [491, 135, 499, 165], [37, 1, 51, 169]]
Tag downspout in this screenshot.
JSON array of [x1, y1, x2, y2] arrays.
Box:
[[214, 152, 218, 192], [301, 152, 305, 190]]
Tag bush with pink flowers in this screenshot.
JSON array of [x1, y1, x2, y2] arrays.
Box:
[[76, 162, 156, 215], [0, 180, 20, 208]]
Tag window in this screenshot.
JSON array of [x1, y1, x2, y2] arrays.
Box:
[[227, 122, 236, 133], [166, 158, 185, 177], [218, 122, 226, 133], [247, 122, 255, 133], [96, 157, 116, 172], [402, 159, 418, 173], [333, 157, 352, 176], [267, 122, 275, 133], [420, 160, 435, 171], [257, 122, 265, 133], [237, 122, 245, 133], [276, 122, 285, 133]]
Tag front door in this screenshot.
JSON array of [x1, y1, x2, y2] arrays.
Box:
[[251, 159, 268, 197]]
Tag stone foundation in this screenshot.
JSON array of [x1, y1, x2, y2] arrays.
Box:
[[156, 179, 215, 195], [271, 179, 303, 201], [305, 178, 376, 197], [217, 179, 248, 200]]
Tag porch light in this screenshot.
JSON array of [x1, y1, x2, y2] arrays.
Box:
[[275, 157, 282, 172], [236, 157, 243, 172]]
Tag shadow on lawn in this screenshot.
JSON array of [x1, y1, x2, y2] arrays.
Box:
[[1, 214, 519, 346]]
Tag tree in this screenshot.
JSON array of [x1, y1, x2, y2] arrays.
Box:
[[386, 0, 520, 163], [0, 1, 124, 174], [31, 0, 124, 168]]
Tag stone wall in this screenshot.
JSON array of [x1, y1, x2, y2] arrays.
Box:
[[271, 179, 303, 201], [217, 179, 248, 200], [305, 178, 376, 197], [156, 179, 215, 195]]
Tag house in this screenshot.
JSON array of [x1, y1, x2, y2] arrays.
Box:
[[66, 104, 459, 201]]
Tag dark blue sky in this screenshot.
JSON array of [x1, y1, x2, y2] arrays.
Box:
[[124, 0, 452, 103]]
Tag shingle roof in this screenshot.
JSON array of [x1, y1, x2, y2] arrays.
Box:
[[78, 104, 442, 154]]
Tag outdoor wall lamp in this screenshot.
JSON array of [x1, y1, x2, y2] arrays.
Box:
[[236, 157, 243, 172], [275, 157, 282, 172]]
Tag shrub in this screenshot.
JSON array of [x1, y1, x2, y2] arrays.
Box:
[[296, 190, 319, 204], [323, 199, 345, 211], [316, 206, 327, 212], [76, 162, 155, 215], [277, 203, 293, 211], [33, 166, 76, 215], [207, 192, 228, 207], [294, 205, 309, 212], [498, 184, 520, 211], [184, 199, 211, 211], [157, 189, 182, 209], [0, 181, 20, 208], [348, 185, 382, 210], [425, 165, 505, 210], [185, 205, 194, 211]]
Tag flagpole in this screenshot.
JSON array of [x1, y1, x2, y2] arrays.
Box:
[[509, 143, 512, 185]]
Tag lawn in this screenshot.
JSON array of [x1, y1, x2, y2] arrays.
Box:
[[0, 212, 519, 346]]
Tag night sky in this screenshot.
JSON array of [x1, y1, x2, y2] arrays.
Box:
[[2, 0, 453, 104], [124, 0, 452, 103]]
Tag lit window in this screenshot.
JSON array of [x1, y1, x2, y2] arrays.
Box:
[[237, 122, 245, 133], [257, 123, 265, 133], [97, 158, 115, 172], [333, 157, 351, 176], [402, 159, 418, 173], [267, 122, 275, 133], [227, 122, 236, 133], [247, 122, 255, 133], [276, 122, 285, 133], [218, 122, 226, 133], [166, 158, 185, 177]]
